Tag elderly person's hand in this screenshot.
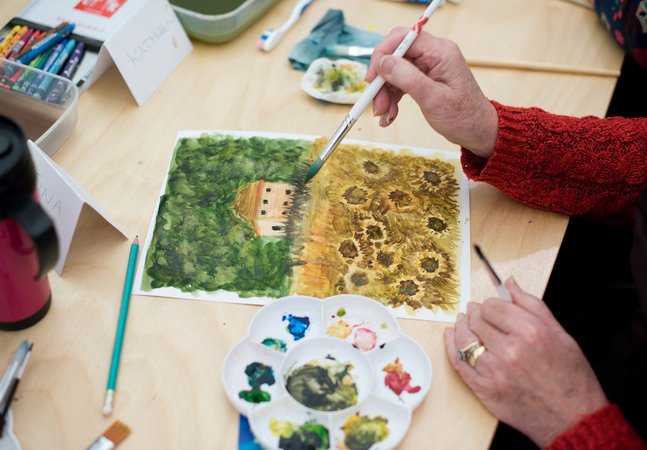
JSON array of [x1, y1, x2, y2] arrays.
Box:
[[444, 279, 609, 448], [366, 28, 498, 158]]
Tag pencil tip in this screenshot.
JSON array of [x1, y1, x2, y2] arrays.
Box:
[[102, 390, 114, 417], [134, 236, 140, 245], [473, 244, 483, 259]]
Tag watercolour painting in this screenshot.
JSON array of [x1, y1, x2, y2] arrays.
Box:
[[133, 131, 470, 322]]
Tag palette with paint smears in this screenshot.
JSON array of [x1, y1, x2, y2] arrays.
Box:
[[222, 294, 432, 450]]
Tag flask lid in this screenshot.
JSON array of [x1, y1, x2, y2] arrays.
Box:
[[0, 117, 35, 203]]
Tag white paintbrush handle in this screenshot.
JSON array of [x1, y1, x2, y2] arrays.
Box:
[[347, 0, 444, 120], [314, 0, 444, 166], [497, 284, 513, 302], [347, 28, 419, 120]]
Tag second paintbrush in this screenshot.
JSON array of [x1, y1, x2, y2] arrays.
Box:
[[304, 0, 444, 183]]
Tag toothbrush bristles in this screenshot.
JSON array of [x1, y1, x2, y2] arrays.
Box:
[[254, 0, 312, 52]]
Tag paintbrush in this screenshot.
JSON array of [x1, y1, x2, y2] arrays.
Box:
[[86, 421, 131, 450], [0, 343, 32, 438], [473, 244, 512, 302], [304, 0, 444, 183]]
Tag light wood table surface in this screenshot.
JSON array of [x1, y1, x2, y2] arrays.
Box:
[[0, 1, 623, 449]]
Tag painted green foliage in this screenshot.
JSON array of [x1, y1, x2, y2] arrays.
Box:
[[142, 135, 311, 297]]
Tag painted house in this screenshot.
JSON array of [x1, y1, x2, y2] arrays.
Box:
[[234, 180, 295, 237]]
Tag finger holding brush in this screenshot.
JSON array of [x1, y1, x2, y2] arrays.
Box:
[[305, 0, 445, 183], [366, 28, 499, 159]]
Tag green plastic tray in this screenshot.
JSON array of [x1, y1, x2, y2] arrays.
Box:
[[170, 0, 280, 43]]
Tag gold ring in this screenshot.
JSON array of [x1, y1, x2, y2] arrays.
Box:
[[458, 340, 481, 360], [458, 340, 486, 368]]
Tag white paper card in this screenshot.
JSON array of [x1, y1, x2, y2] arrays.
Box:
[[102, 0, 192, 105], [28, 140, 126, 274], [19, 0, 148, 42]]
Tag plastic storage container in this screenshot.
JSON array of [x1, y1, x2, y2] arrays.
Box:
[[0, 59, 78, 156], [170, 0, 279, 43]]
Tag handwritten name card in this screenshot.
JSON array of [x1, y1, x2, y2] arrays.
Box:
[[28, 141, 126, 274], [90, 0, 192, 105]]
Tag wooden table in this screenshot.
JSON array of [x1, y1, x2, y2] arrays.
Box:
[[0, 1, 623, 449]]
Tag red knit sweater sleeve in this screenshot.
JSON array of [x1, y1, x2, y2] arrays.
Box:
[[461, 102, 647, 225], [548, 404, 647, 450]]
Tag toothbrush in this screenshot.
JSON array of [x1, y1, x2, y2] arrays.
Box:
[[257, 0, 314, 52]]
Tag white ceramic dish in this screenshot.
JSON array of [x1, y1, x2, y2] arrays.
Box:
[[301, 58, 368, 105], [222, 294, 432, 450]]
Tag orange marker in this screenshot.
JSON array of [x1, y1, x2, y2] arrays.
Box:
[[0, 26, 27, 59], [0, 26, 22, 54], [6, 28, 35, 60]]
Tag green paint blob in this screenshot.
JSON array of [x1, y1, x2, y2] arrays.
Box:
[[285, 357, 357, 411], [238, 362, 275, 404], [380, 322, 387, 329], [238, 388, 271, 404], [270, 418, 330, 450], [336, 307, 347, 317], [342, 414, 390, 450], [262, 337, 288, 353]]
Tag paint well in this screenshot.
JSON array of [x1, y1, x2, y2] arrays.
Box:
[[269, 418, 329, 450], [341, 413, 390, 450], [382, 358, 421, 399], [238, 361, 276, 403], [285, 356, 358, 411]]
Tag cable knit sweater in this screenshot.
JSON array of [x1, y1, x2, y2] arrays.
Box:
[[461, 101, 647, 449], [461, 102, 647, 226]]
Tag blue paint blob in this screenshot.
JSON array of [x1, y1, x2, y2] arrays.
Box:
[[282, 314, 310, 341]]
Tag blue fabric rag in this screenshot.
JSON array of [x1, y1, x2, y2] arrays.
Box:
[[289, 9, 384, 71]]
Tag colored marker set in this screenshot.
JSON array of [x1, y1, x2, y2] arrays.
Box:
[[0, 22, 86, 104]]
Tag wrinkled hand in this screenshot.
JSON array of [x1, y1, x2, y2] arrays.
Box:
[[366, 28, 498, 158], [444, 279, 608, 448]]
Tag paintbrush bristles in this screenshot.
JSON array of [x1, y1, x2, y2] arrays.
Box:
[[104, 421, 131, 446], [473, 244, 503, 285]]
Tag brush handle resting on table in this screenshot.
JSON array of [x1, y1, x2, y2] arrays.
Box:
[[305, 0, 444, 182]]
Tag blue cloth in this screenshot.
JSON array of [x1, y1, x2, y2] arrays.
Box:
[[289, 9, 384, 71], [238, 415, 262, 450]]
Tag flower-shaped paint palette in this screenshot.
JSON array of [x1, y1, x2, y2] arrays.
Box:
[[222, 295, 432, 450]]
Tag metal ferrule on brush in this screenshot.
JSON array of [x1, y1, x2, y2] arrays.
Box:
[[320, 115, 357, 162], [87, 436, 117, 450]]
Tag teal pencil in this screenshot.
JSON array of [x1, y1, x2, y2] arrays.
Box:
[[102, 236, 140, 416]]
